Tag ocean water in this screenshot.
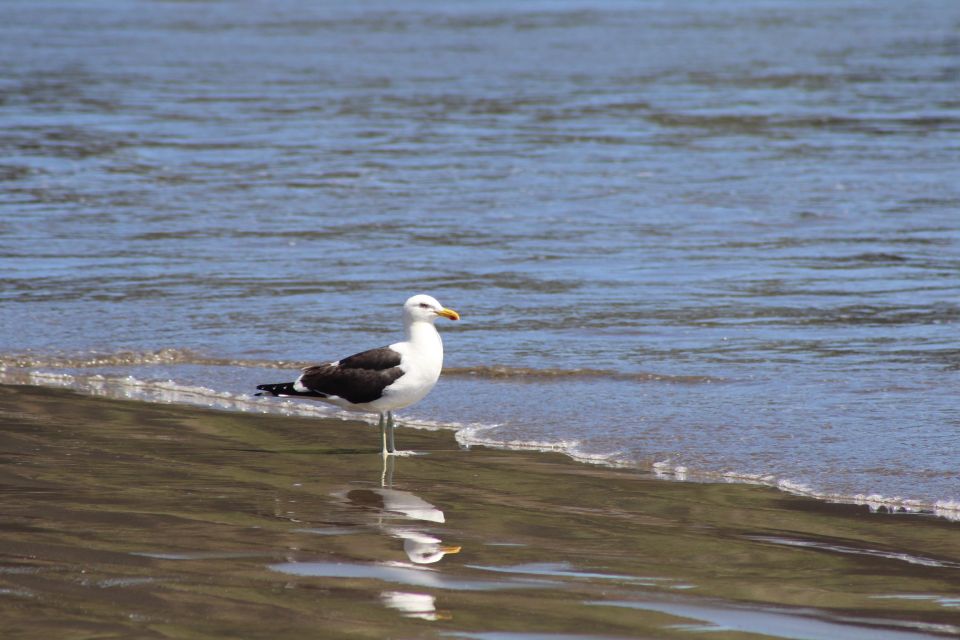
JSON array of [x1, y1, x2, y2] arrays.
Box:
[[2, 0, 959, 515]]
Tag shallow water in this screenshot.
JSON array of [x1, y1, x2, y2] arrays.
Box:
[[1, 0, 959, 513], [3, 386, 960, 638]]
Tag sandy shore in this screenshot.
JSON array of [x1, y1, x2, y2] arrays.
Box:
[[2, 384, 959, 639]]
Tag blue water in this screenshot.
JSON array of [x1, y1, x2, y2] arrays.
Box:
[[2, 0, 959, 514]]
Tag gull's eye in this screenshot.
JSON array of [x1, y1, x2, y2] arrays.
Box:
[[419, 302, 431, 309]]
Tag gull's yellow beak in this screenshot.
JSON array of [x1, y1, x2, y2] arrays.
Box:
[[435, 308, 460, 321], [439, 545, 462, 554]]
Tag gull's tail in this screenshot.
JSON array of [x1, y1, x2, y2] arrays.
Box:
[[255, 382, 326, 398]]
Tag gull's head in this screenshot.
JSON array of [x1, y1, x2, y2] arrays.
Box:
[[404, 294, 460, 324]]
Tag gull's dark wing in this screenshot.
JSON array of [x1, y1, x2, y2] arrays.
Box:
[[296, 346, 404, 404]]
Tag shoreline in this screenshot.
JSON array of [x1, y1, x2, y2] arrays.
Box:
[[5, 368, 960, 521], [3, 383, 960, 638]]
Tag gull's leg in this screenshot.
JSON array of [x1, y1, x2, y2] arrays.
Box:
[[378, 412, 387, 456], [380, 454, 395, 487], [386, 411, 396, 454]]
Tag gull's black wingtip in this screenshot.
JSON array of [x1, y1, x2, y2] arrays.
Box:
[[255, 381, 314, 398], [256, 382, 288, 397]]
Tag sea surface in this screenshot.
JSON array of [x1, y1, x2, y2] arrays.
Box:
[[2, 0, 959, 515]]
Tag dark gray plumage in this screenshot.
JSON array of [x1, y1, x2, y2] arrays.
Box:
[[256, 346, 403, 404]]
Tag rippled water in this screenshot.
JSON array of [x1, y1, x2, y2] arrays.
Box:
[[2, 1, 959, 512]]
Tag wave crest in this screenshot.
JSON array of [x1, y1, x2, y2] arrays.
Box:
[[1, 350, 721, 383], [444, 365, 721, 384], [0, 348, 308, 371]]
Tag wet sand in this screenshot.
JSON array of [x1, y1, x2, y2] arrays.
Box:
[[2, 384, 960, 639]]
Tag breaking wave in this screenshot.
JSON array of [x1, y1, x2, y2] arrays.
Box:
[[453, 423, 960, 522], [0, 349, 722, 383], [0, 348, 310, 371]]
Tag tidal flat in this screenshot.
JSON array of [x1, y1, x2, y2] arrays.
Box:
[[2, 384, 959, 639]]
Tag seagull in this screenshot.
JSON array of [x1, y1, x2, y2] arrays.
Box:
[[256, 294, 460, 455]]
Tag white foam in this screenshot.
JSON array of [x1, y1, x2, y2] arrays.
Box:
[[455, 425, 629, 469], [0, 348, 306, 371], [653, 461, 689, 481], [721, 470, 778, 485], [3, 368, 348, 422], [27, 371, 76, 387], [932, 500, 960, 522]]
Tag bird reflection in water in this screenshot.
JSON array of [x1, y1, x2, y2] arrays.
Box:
[[393, 530, 461, 565], [380, 591, 451, 621], [336, 455, 461, 620], [335, 485, 462, 564], [335, 456, 462, 562]]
